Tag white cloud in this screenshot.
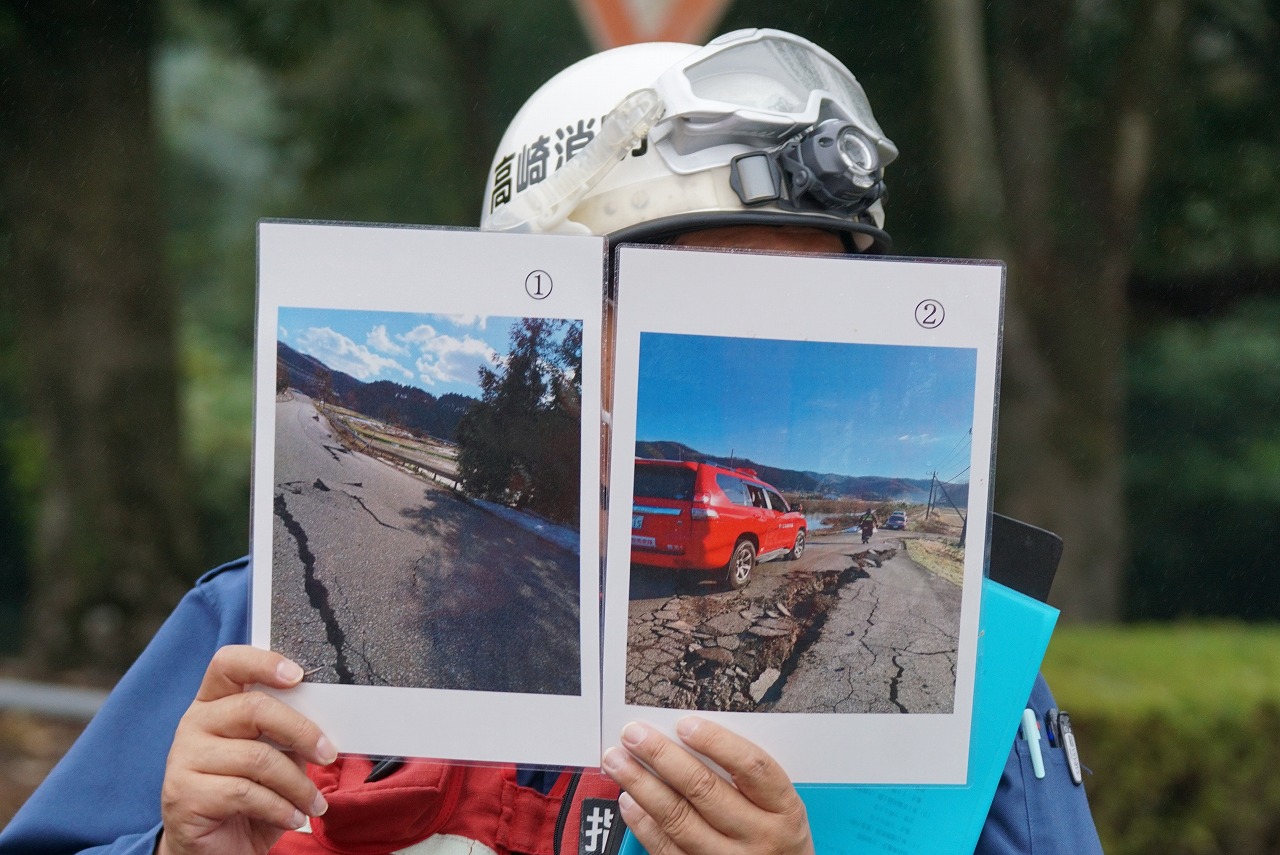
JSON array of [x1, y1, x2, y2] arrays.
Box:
[[399, 324, 441, 346], [294, 327, 413, 381], [366, 324, 409, 356], [444, 313, 487, 330], [409, 330, 499, 388], [279, 325, 288, 339], [898, 434, 940, 444]]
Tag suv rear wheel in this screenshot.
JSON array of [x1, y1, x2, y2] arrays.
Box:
[[726, 540, 757, 589], [786, 529, 806, 560]]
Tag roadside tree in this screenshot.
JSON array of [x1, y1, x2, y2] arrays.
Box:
[[456, 318, 582, 526]]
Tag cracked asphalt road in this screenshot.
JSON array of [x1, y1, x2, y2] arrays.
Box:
[[627, 526, 960, 714], [270, 394, 580, 695], [769, 529, 960, 713]]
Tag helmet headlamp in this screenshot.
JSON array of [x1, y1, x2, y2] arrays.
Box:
[[729, 120, 884, 215]]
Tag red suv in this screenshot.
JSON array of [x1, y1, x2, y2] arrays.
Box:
[[630, 458, 807, 588]]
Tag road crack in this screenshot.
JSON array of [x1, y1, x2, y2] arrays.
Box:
[[886, 654, 909, 713], [274, 493, 355, 684], [344, 492, 401, 530], [321, 444, 350, 463]]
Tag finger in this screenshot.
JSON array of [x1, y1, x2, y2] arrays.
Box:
[[620, 722, 744, 819], [604, 747, 715, 852], [196, 645, 306, 702], [617, 791, 688, 855], [675, 717, 804, 819], [603, 726, 742, 844], [164, 769, 311, 833], [181, 731, 328, 818], [186, 690, 338, 767]]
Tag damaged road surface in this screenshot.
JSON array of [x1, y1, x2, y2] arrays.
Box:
[[626, 527, 960, 714], [271, 394, 580, 695]]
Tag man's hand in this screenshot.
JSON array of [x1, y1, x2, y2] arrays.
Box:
[[601, 717, 814, 855], [158, 646, 338, 855]]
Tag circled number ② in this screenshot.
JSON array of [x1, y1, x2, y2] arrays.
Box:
[[525, 269, 552, 300], [915, 300, 945, 329]]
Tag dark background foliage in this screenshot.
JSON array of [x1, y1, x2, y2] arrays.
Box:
[[0, 0, 1277, 664]]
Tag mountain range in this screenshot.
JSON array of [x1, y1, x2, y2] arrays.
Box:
[[634, 440, 966, 505], [277, 341, 476, 441], [275, 344, 965, 504]]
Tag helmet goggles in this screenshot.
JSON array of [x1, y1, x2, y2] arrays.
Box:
[[652, 29, 896, 171]]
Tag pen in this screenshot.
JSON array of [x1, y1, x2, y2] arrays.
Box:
[[1058, 711, 1083, 785], [1044, 707, 1059, 747], [1021, 708, 1045, 779], [365, 755, 406, 783]]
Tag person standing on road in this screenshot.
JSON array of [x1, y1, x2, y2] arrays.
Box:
[[0, 28, 1104, 855], [859, 510, 878, 543]]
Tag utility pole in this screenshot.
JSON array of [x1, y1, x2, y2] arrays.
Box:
[[933, 477, 967, 547]]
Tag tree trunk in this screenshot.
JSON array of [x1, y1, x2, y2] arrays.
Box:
[[422, 0, 498, 203], [927, 0, 1184, 620], [0, 0, 198, 672]]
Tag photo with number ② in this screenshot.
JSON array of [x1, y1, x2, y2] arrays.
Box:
[[271, 307, 584, 695], [625, 332, 977, 714]]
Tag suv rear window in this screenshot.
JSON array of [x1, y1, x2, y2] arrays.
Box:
[[715, 473, 750, 506], [634, 464, 697, 501]]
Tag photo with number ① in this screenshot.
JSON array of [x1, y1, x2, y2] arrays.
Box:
[[270, 307, 584, 695], [625, 332, 977, 715]]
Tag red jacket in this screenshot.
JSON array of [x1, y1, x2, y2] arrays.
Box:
[[272, 756, 625, 855]]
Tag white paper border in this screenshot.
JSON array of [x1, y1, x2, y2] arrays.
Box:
[[602, 245, 1004, 784], [251, 221, 604, 767]]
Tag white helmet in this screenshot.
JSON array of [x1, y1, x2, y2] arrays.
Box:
[[480, 28, 898, 252]]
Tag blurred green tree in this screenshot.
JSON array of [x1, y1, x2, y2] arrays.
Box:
[[2, 0, 1277, 667], [186, 0, 589, 226], [0, 0, 198, 671], [158, 0, 590, 571], [925, 0, 1279, 620], [721, 0, 1279, 620], [921, 0, 1188, 621], [1127, 297, 1280, 618]]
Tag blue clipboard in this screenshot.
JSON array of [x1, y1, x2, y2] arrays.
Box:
[[620, 578, 1057, 855]]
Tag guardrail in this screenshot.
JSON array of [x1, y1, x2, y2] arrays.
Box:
[[0, 678, 109, 721]]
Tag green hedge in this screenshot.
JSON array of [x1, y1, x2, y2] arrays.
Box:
[[1042, 625, 1280, 854]]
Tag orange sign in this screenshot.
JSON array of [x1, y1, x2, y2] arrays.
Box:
[[571, 0, 734, 49]]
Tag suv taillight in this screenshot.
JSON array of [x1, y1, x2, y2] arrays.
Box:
[[691, 493, 718, 520]]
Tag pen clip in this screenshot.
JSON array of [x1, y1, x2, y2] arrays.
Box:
[[1058, 711, 1083, 786]]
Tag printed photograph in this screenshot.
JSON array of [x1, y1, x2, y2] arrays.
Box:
[[625, 332, 977, 714], [270, 307, 584, 694]]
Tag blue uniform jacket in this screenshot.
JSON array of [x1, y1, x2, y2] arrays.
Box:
[[0, 558, 1103, 855]]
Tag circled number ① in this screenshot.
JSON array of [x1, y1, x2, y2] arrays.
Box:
[[525, 269, 552, 300], [915, 300, 945, 329]]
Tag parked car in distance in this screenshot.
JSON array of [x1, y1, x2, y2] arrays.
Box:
[[631, 458, 807, 589], [884, 510, 908, 531]]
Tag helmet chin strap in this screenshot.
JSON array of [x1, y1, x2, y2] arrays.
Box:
[[486, 89, 665, 234]]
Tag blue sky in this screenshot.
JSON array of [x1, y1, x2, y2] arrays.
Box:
[[635, 333, 978, 481], [278, 308, 524, 399]]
